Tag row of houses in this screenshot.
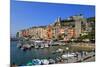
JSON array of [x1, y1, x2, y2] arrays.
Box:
[[17, 14, 94, 41]]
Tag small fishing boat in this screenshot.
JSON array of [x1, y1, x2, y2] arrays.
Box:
[[34, 40, 43, 48], [48, 59, 55, 64], [62, 53, 76, 59], [41, 59, 49, 65], [32, 59, 42, 65], [20, 44, 31, 51], [55, 57, 62, 62], [40, 43, 44, 48], [17, 43, 22, 48], [44, 43, 49, 47], [30, 43, 34, 47], [56, 48, 64, 53]]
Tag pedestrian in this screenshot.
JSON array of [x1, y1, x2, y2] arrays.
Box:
[[76, 52, 78, 60], [80, 51, 83, 58]]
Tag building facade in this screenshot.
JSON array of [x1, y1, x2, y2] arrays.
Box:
[[18, 15, 89, 40]]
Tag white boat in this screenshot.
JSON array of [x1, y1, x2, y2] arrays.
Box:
[[40, 43, 44, 48], [34, 41, 39, 48], [62, 53, 76, 59], [21, 44, 31, 50], [24, 44, 31, 48], [44, 43, 49, 47], [21, 47, 24, 50], [30, 43, 34, 47], [41, 59, 49, 65], [34, 40, 45, 48], [17, 43, 22, 48], [48, 59, 55, 64], [49, 40, 53, 46], [56, 48, 64, 53], [35, 45, 39, 48], [32, 59, 42, 65]]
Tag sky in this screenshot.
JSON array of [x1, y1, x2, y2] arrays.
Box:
[[10, 0, 95, 36]]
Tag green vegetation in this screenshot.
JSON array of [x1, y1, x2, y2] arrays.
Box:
[[16, 32, 19, 38], [77, 17, 95, 42], [87, 17, 95, 22]]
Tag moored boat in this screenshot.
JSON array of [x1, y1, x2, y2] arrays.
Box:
[[56, 48, 64, 53], [32, 59, 42, 65], [44, 43, 49, 47], [48, 59, 55, 64], [41, 59, 49, 65], [61, 53, 76, 59], [17, 43, 22, 48]]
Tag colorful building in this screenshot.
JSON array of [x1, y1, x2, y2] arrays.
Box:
[[18, 15, 89, 40]]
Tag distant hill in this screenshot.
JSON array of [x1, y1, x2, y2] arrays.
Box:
[[87, 17, 95, 22]]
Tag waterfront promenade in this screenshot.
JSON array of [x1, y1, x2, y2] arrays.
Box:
[[58, 51, 95, 63]]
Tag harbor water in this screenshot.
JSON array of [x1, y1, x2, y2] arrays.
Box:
[[10, 41, 64, 65], [10, 41, 95, 66]]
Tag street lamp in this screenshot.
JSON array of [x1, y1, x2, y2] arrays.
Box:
[[66, 47, 69, 63], [66, 47, 69, 50]]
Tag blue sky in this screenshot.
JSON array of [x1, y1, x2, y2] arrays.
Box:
[[11, 0, 95, 36]]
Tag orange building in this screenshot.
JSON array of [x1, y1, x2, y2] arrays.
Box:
[[46, 25, 52, 39], [21, 30, 29, 37]]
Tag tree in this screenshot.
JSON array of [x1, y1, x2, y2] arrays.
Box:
[[16, 32, 19, 38]]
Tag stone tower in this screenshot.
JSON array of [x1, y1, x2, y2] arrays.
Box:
[[73, 15, 83, 38]]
